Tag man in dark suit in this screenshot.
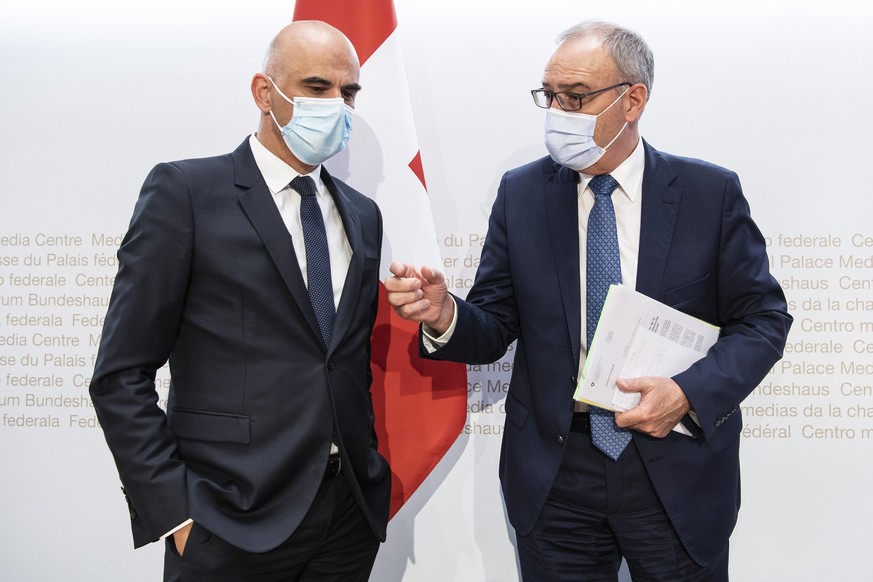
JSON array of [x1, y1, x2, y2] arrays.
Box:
[[90, 21, 390, 581], [386, 20, 791, 581]]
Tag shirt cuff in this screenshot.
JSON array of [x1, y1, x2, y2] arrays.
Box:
[[421, 296, 459, 353], [160, 518, 193, 540]]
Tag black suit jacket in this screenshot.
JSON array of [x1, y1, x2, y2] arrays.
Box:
[[426, 142, 792, 565], [90, 139, 390, 552]]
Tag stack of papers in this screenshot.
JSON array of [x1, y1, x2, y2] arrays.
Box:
[[574, 284, 720, 434]]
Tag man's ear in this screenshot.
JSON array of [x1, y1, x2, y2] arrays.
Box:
[[624, 83, 648, 123], [251, 73, 273, 113]]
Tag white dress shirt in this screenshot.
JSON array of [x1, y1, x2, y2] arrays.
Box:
[[577, 139, 644, 362], [248, 134, 352, 310]]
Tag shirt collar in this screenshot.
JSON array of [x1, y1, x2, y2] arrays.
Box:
[[248, 133, 323, 196], [579, 136, 645, 202]]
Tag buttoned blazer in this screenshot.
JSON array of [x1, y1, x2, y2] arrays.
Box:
[[426, 141, 792, 565], [90, 139, 390, 553]]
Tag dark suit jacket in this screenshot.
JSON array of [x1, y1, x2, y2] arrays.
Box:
[[90, 139, 390, 553], [426, 142, 791, 565]]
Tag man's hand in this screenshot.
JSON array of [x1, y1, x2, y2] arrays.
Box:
[[173, 522, 193, 557], [384, 261, 454, 335], [614, 377, 690, 438]]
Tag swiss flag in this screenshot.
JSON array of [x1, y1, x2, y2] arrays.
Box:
[[292, 0, 467, 518]]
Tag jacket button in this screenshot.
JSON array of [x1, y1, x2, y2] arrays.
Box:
[[557, 435, 565, 445], [327, 360, 335, 371]]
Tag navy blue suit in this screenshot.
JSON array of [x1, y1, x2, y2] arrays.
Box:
[[426, 142, 791, 565], [90, 139, 390, 554]]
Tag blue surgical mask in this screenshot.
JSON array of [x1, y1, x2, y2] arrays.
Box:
[[268, 76, 353, 165], [544, 88, 629, 171]]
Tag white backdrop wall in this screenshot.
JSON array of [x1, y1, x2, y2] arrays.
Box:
[[1, 1, 871, 580]]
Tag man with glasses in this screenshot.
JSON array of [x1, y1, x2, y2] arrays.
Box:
[[386, 20, 790, 580]]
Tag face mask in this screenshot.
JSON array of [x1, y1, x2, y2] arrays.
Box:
[[544, 88, 629, 171], [268, 77, 353, 165]]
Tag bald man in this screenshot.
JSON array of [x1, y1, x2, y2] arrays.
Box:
[[90, 21, 390, 581]]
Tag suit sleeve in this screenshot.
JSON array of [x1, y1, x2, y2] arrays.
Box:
[[90, 162, 194, 547], [423, 171, 520, 364], [673, 172, 792, 442]]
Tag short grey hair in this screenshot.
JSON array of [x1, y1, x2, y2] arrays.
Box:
[[556, 21, 654, 99]]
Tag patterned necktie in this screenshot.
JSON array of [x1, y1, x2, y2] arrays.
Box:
[[291, 175, 335, 348], [586, 174, 632, 460]]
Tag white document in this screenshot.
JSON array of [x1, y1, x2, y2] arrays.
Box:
[[573, 284, 720, 435]]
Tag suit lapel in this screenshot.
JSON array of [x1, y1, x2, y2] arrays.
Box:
[[321, 167, 363, 352], [233, 140, 325, 345], [637, 141, 682, 300], [544, 162, 583, 368]]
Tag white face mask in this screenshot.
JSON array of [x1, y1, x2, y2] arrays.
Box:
[[268, 77, 353, 165], [544, 88, 629, 171]]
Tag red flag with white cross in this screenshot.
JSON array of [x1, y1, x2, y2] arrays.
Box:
[[293, 0, 467, 518]]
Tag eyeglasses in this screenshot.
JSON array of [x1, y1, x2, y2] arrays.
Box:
[[530, 82, 631, 111]]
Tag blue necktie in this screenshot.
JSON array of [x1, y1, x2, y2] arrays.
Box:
[[291, 175, 335, 348], [586, 174, 632, 460]]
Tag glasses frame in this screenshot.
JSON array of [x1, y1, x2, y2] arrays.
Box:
[[531, 82, 632, 111]]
